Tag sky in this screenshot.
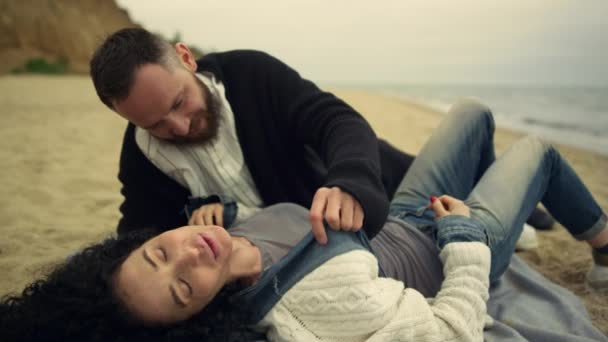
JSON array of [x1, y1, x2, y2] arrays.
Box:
[[116, 0, 608, 85]]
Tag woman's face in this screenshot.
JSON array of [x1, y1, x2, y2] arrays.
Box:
[[114, 225, 233, 324]]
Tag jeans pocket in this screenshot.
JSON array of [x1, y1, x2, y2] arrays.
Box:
[[390, 204, 427, 220], [391, 205, 437, 241], [415, 205, 428, 217]]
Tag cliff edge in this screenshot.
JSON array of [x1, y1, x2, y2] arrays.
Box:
[[0, 0, 137, 74]]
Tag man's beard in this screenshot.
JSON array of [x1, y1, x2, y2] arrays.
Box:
[[172, 74, 222, 145]]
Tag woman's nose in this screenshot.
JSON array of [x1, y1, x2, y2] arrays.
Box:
[[174, 246, 199, 269]]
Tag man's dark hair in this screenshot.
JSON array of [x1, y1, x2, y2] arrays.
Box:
[[0, 228, 264, 342], [90, 28, 179, 109]]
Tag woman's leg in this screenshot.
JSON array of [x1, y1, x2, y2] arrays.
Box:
[[465, 136, 608, 282], [389, 99, 496, 223]]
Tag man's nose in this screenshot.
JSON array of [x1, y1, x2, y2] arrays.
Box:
[[167, 112, 191, 136]]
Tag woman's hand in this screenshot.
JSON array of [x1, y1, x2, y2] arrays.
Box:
[[431, 195, 487, 249], [430, 195, 470, 219], [188, 203, 224, 226]]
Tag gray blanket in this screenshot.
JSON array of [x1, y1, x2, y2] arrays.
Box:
[[485, 255, 606, 341]]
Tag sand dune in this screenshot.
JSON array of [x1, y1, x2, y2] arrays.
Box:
[[0, 75, 606, 334]]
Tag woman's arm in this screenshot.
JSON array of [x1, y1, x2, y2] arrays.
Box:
[[259, 242, 490, 342]]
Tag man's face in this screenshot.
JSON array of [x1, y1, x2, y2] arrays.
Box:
[[113, 63, 220, 144]]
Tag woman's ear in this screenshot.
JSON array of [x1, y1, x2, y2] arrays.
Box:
[[174, 42, 197, 72]]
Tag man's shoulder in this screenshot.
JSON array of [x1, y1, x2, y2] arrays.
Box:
[[120, 122, 136, 144], [119, 123, 145, 163], [200, 49, 274, 62], [197, 50, 281, 74]]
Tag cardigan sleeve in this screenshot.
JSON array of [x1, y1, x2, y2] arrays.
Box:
[[116, 124, 190, 234], [259, 242, 491, 342], [248, 51, 389, 238]]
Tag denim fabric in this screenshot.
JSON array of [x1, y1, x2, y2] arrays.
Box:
[[435, 215, 488, 249], [467, 136, 606, 281], [231, 228, 377, 325], [388, 99, 606, 283], [182, 194, 238, 227]]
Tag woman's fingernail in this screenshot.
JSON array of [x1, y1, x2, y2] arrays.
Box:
[[430, 196, 437, 203]]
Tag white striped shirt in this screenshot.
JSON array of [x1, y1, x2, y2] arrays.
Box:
[[134, 72, 263, 224]]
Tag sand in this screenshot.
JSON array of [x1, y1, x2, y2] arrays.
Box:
[[0, 75, 606, 335]]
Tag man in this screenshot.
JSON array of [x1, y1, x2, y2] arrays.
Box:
[[90, 27, 414, 244], [90, 28, 552, 244]]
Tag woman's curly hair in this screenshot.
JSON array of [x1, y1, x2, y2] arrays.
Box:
[[0, 229, 265, 342]]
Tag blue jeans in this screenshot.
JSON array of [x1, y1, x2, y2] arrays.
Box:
[[389, 99, 607, 282]]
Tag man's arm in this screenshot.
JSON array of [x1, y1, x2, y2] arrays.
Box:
[[116, 124, 190, 235], [250, 51, 389, 239]]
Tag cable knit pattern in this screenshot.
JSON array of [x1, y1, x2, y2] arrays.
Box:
[[258, 242, 491, 342]]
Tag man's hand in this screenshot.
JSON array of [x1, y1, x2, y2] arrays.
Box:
[[188, 203, 224, 226], [429, 195, 470, 219], [310, 186, 364, 244]]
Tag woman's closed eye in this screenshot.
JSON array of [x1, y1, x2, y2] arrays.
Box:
[[179, 279, 192, 297], [157, 248, 167, 262], [158, 247, 192, 299]]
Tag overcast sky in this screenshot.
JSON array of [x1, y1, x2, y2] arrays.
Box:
[[116, 0, 608, 85]]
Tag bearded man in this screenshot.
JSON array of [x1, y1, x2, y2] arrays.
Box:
[[90, 28, 552, 243]]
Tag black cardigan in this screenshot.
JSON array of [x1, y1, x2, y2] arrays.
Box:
[[116, 50, 414, 238]]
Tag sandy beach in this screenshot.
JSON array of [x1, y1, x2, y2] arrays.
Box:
[[0, 75, 606, 334]]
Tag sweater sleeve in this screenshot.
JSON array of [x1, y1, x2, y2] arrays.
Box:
[[116, 124, 190, 234], [248, 51, 389, 238], [259, 242, 491, 342]]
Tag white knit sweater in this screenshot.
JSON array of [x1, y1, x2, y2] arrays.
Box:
[[258, 242, 491, 342]]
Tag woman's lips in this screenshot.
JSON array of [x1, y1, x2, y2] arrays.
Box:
[[198, 233, 219, 260]]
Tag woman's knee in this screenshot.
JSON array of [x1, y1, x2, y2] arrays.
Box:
[[522, 135, 554, 152], [448, 98, 495, 134], [516, 135, 557, 162]]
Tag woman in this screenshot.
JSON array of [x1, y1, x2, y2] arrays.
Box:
[[2, 100, 607, 341]]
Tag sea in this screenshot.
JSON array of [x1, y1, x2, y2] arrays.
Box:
[[341, 84, 608, 156]]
